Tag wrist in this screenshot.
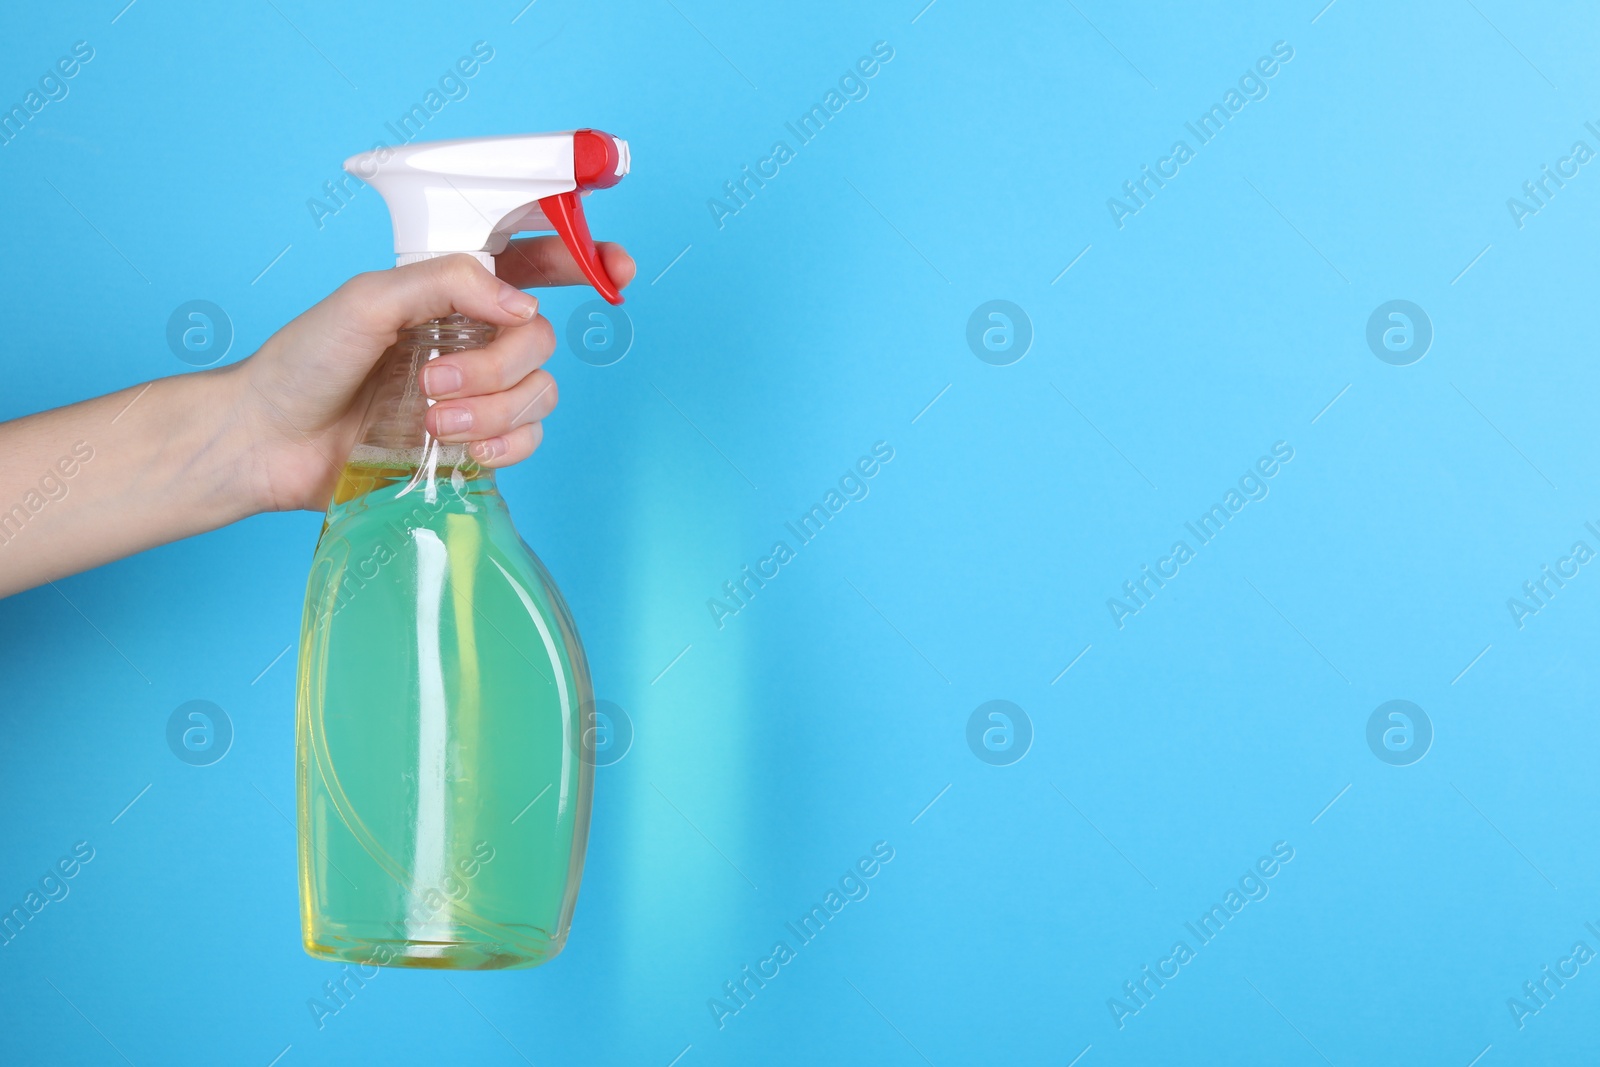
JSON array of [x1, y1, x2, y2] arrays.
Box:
[[226, 345, 362, 515], [162, 364, 273, 526], [206, 359, 292, 517]]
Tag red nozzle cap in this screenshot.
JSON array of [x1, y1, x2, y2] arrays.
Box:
[[538, 129, 627, 304], [573, 128, 625, 190]]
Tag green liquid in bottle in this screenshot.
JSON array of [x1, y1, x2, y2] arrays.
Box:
[[295, 318, 593, 970]]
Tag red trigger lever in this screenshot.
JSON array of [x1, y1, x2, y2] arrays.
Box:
[[538, 129, 626, 305]]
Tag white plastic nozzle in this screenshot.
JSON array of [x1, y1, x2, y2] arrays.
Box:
[[345, 131, 631, 300]]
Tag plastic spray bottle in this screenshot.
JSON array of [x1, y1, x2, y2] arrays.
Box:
[[295, 130, 629, 970]]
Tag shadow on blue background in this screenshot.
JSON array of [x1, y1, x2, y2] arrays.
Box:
[[2, 0, 1598, 1063]]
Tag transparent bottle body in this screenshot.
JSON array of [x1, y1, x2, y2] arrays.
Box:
[[296, 316, 593, 970]]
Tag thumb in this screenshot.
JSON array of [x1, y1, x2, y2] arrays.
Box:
[[332, 253, 540, 344]]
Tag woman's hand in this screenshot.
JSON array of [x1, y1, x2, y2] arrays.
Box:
[[0, 237, 632, 598], [235, 237, 634, 513]]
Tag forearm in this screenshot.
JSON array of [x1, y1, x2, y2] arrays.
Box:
[[0, 367, 258, 597]]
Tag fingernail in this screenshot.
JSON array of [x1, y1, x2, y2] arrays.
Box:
[[423, 365, 463, 397], [471, 439, 501, 462], [498, 285, 538, 320], [436, 407, 473, 434]]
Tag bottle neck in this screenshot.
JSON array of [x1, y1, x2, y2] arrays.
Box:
[[350, 315, 499, 493]]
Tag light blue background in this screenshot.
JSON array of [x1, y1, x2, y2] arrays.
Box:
[[1, 0, 1596, 1063]]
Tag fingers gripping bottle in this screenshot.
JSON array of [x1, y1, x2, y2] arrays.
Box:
[[295, 131, 629, 970]]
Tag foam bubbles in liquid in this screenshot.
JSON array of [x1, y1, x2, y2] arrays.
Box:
[[348, 442, 471, 470]]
